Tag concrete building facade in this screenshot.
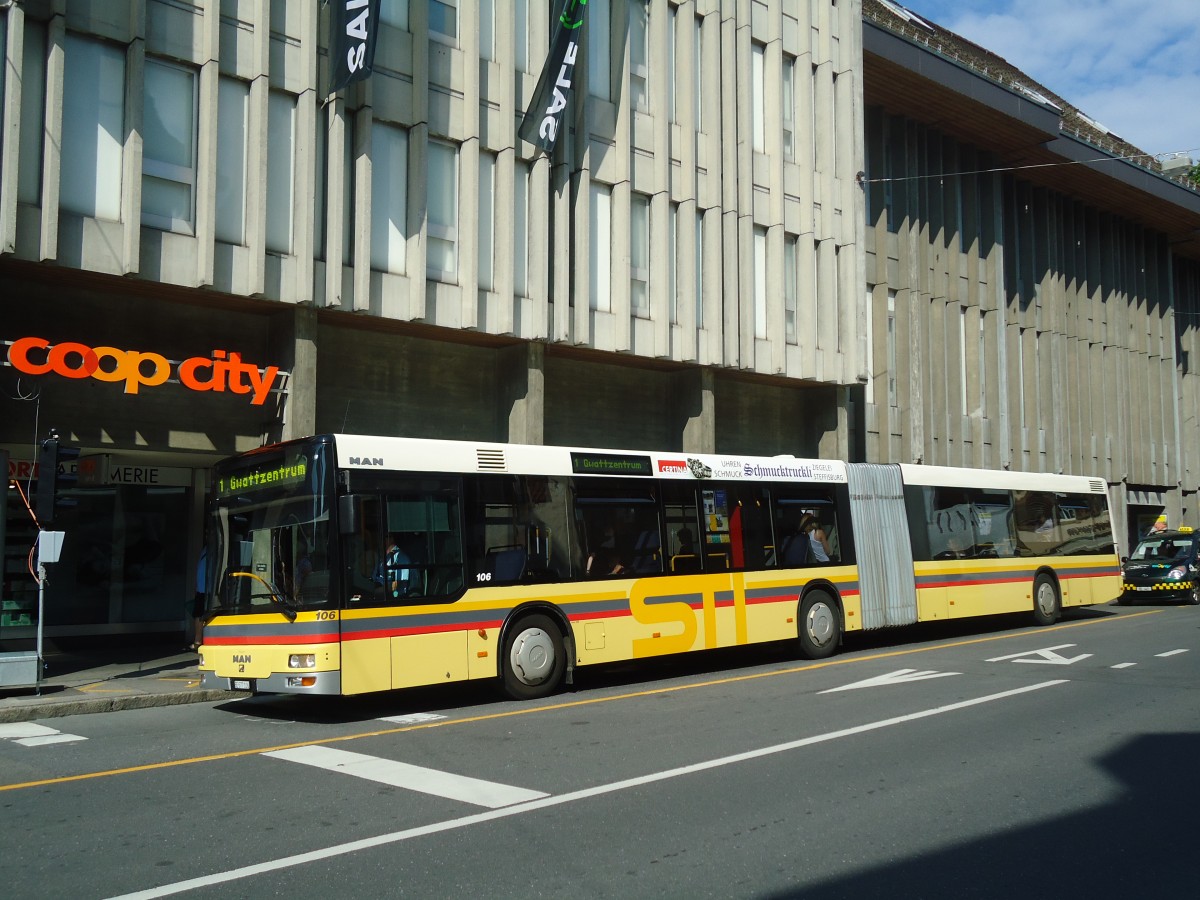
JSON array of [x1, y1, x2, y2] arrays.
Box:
[[1, 0, 1198, 643]]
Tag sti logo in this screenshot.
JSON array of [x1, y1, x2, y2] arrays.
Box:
[[349, 457, 383, 466], [657, 459, 688, 474]]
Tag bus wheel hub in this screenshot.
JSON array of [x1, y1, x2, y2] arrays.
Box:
[[510, 628, 554, 685]]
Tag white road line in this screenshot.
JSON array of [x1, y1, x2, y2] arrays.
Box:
[[110, 678, 1068, 900], [376, 713, 447, 725], [1155, 649, 1189, 658], [1111, 663, 1137, 669], [15, 734, 88, 747], [0, 723, 87, 746], [262, 746, 548, 809]]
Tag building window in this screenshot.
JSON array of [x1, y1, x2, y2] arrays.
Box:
[[142, 59, 197, 232], [782, 56, 796, 162], [668, 7, 678, 123], [215, 78, 249, 245], [978, 309, 987, 415], [694, 14, 704, 132], [380, 0, 409, 30], [515, 0, 529, 71], [754, 227, 767, 339], [427, 140, 458, 280], [589, 181, 612, 312], [478, 151, 495, 290], [314, 108, 328, 260], [371, 122, 408, 275], [479, 0, 495, 60], [342, 114, 355, 266], [887, 290, 897, 407], [751, 44, 765, 153], [631, 193, 650, 317], [266, 92, 296, 254], [959, 305, 968, 416], [695, 209, 704, 328], [17, 21, 47, 205], [588, 0, 611, 101], [629, 0, 649, 113], [429, 0, 457, 43], [784, 235, 798, 342], [514, 159, 530, 298], [669, 202, 679, 324]]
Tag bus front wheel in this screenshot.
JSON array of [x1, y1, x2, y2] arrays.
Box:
[[1032, 574, 1060, 625], [798, 591, 841, 659], [501, 614, 566, 700]]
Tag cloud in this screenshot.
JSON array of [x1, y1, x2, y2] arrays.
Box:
[[906, 0, 1200, 156]]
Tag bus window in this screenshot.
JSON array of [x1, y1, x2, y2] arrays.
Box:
[[1056, 493, 1114, 554], [1014, 490, 1058, 556], [924, 487, 978, 559], [467, 475, 571, 585], [379, 479, 463, 602], [574, 480, 661, 577], [344, 495, 383, 600], [970, 489, 1015, 558], [724, 485, 774, 570], [661, 483, 702, 573], [773, 489, 840, 565]]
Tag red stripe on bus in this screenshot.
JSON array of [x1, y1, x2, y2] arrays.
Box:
[[204, 632, 340, 646]]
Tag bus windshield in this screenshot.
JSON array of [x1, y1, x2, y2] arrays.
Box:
[[208, 442, 335, 616]]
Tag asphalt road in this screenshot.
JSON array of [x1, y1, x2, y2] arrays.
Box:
[[2, 603, 1198, 899]]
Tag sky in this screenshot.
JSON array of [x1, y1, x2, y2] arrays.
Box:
[[898, 0, 1200, 164]]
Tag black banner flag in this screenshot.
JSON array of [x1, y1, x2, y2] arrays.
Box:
[[518, 0, 590, 154], [329, 0, 382, 95]]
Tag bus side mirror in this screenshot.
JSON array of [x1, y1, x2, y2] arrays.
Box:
[[339, 495, 362, 536]]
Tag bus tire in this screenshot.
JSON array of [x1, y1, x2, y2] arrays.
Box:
[[501, 613, 566, 701], [798, 591, 841, 660], [1032, 574, 1060, 625]]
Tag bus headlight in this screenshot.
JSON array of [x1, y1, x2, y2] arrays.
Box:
[[289, 654, 316, 669]]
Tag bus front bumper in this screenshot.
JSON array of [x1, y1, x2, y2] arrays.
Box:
[[201, 669, 342, 695]]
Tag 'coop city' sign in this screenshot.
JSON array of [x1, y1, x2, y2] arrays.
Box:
[[5, 336, 281, 405]]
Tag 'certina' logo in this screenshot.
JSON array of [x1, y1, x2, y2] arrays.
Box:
[[7, 337, 279, 405], [349, 457, 384, 466], [657, 459, 688, 474]]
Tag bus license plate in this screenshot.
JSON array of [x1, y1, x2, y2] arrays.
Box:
[[232, 679, 253, 690]]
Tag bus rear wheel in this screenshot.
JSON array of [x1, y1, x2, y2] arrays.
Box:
[[1032, 574, 1060, 625], [501, 613, 566, 700], [798, 591, 841, 659]]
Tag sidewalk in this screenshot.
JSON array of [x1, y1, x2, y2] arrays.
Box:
[[0, 641, 237, 724]]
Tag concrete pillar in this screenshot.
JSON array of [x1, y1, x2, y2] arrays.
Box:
[[268, 305, 317, 443], [500, 342, 545, 445], [677, 368, 715, 453]]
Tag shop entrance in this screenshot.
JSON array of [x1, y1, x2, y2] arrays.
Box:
[[3, 482, 190, 642]]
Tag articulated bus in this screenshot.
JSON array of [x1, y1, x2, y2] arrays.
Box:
[[198, 434, 1121, 699]]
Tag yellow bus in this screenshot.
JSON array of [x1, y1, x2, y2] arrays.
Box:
[[198, 435, 1121, 699]]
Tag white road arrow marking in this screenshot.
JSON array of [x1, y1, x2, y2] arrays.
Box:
[[820, 667, 960, 693], [264, 746, 548, 808], [986, 644, 1092, 665]]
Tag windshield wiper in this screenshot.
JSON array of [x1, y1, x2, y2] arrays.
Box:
[[225, 571, 299, 622]]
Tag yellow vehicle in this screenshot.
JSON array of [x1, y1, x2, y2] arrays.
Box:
[[198, 435, 1121, 699]]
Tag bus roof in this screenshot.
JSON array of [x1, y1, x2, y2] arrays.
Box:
[[898, 463, 1109, 494], [330, 434, 849, 484]]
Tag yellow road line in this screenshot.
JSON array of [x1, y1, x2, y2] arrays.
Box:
[[0, 609, 1162, 793]]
